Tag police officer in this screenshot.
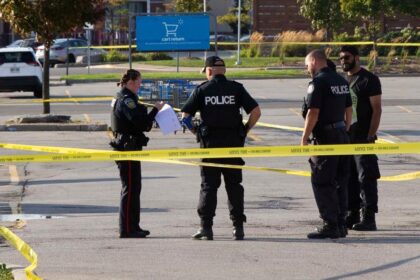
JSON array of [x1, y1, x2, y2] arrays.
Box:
[[181, 56, 261, 240], [110, 69, 164, 238], [301, 50, 352, 239], [340, 46, 382, 231]]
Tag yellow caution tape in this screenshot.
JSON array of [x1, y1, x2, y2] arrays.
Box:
[[1, 142, 419, 164], [158, 159, 420, 181], [2, 143, 419, 181], [95, 42, 420, 48], [0, 226, 42, 280]]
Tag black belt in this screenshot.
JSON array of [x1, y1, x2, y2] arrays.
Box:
[[323, 121, 346, 130]]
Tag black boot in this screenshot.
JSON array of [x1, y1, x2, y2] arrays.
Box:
[[138, 228, 150, 236], [339, 225, 348, 238], [352, 208, 377, 231], [120, 231, 148, 238], [345, 210, 360, 229], [232, 225, 244, 240], [192, 227, 213, 240], [307, 223, 340, 239]]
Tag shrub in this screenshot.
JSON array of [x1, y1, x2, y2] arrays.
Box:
[[0, 264, 14, 280], [103, 49, 127, 62], [272, 30, 324, 58], [132, 53, 147, 61], [146, 52, 173, 61], [244, 32, 264, 58]]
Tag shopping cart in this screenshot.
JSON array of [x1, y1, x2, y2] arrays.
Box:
[[162, 22, 178, 37]]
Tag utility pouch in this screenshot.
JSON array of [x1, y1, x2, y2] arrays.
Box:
[[109, 134, 148, 151], [197, 124, 210, 147]]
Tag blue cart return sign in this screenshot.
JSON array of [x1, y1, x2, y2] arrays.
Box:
[[136, 15, 210, 51]]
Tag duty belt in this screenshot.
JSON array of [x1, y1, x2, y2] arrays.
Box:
[[323, 121, 346, 130]]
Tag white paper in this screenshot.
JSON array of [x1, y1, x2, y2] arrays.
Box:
[[155, 104, 182, 135]]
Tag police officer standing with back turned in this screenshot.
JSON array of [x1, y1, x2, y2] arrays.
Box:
[[181, 56, 261, 241], [110, 69, 164, 238], [339, 46, 382, 231], [301, 50, 352, 239]]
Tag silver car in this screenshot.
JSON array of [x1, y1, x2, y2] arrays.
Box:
[[36, 38, 98, 65]]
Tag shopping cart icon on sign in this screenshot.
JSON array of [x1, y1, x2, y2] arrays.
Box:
[[162, 22, 178, 37]]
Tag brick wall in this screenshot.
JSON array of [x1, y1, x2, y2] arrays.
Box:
[[252, 0, 420, 36]]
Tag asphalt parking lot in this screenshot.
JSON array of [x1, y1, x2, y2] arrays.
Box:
[[0, 77, 419, 280]]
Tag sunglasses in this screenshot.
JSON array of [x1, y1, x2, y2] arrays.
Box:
[[339, 55, 351, 60]]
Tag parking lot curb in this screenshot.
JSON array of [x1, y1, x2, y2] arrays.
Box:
[[0, 123, 108, 132]]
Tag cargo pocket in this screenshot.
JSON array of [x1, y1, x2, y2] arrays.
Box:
[[309, 156, 337, 185]]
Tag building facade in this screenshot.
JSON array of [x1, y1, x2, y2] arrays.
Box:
[[252, 0, 420, 36]]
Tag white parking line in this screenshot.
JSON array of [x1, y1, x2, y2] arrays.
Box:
[[396, 106, 412, 113]]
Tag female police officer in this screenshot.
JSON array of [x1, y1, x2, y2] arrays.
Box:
[[110, 69, 164, 238]]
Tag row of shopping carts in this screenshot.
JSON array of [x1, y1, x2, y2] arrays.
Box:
[[138, 79, 197, 108]]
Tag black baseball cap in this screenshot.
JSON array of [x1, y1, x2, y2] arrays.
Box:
[[201, 56, 225, 73]]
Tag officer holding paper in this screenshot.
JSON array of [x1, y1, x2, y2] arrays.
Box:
[[110, 69, 164, 238], [181, 56, 261, 240]]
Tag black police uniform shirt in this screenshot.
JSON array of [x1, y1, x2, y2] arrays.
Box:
[[181, 74, 258, 128], [346, 68, 382, 137], [306, 67, 352, 126], [111, 87, 158, 135]]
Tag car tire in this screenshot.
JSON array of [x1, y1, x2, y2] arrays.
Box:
[[68, 54, 75, 63], [34, 86, 42, 98]]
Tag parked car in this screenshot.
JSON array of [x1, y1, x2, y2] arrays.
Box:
[[6, 39, 24, 48], [0, 47, 43, 98], [35, 38, 105, 65], [20, 38, 42, 51], [210, 34, 237, 42], [240, 35, 251, 42]]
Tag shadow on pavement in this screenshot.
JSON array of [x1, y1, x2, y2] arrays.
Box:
[[323, 254, 420, 279], [0, 176, 177, 186], [20, 203, 168, 215]]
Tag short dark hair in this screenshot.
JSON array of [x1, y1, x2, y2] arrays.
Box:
[[340, 45, 359, 56], [326, 59, 336, 72]]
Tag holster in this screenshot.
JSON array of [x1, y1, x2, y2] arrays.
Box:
[[109, 133, 149, 151]]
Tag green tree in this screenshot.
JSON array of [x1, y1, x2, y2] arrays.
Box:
[[0, 0, 104, 113], [340, 0, 389, 41], [173, 0, 206, 12], [106, 0, 129, 45], [217, 0, 252, 34], [297, 0, 344, 40]]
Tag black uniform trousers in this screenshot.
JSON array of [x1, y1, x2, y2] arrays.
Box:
[[199, 159, 245, 228], [197, 127, 246, 228], [117, 160, 142, 235], [347, 124, 380, 213], [310, 128, 350, 226]]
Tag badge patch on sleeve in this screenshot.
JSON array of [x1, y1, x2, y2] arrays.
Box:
[[124, 98, 136, 109], [307, 84, 314, 94]]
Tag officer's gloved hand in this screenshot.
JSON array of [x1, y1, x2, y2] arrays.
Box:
[[181, 115, 194, 132]]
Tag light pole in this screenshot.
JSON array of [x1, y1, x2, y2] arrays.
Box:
[[204, 0, 207, 61], [235, 0, 241, 65]]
